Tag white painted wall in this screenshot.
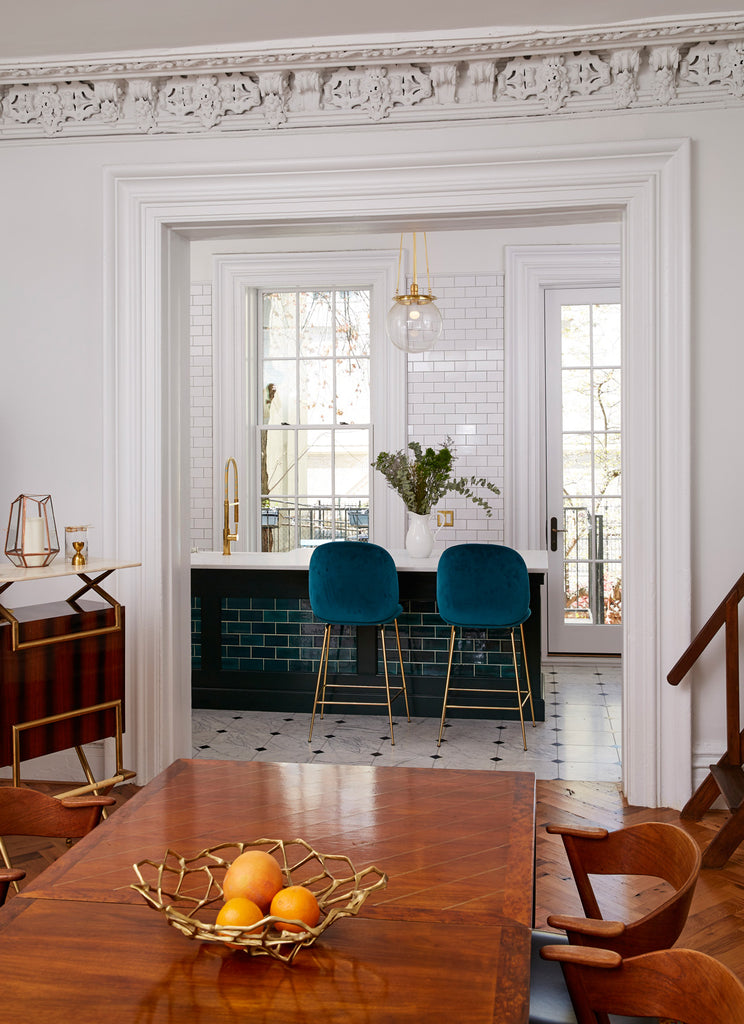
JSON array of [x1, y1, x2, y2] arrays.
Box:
[[0, 101, 741, 789]]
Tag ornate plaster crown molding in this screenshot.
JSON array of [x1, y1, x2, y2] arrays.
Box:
[[1, 13, 743, 139]]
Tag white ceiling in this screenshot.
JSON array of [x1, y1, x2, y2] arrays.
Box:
[[3, 1, 741, 61]]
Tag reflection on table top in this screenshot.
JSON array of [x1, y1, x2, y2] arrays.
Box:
[[0, 898, 530, 1024], [7, 759, 536, 1023], [23, 759, 536, 925]]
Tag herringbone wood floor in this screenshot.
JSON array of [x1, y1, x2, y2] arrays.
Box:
[[3, 778, 744, 981]]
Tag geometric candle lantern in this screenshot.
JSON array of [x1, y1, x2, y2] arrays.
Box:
[[4, 494, 60, 567]]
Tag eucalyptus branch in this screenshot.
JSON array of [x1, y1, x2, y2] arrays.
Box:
[[372, 438, 500, 517]]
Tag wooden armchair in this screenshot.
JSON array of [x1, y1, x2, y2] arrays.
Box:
[[0, 867, 26, 904], [0, 787, 116, 903], [539, 945, 744, 1024], [529, 821, 702, 1024]]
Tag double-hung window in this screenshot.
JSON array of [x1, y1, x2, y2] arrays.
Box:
[[212, 251, 405, 554], [260, 288, 371, 551]]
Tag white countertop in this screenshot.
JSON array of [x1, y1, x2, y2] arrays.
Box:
[[191, 548, 548, 574], [0, 558, 141, 586]]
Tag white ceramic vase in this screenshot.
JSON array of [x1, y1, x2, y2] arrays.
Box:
[[405, 511, 435, 558]]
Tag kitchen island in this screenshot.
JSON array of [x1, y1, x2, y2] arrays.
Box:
[[191, 547, 547, 721]]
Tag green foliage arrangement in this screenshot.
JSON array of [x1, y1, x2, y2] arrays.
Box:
[[372, 438, 500, 517]]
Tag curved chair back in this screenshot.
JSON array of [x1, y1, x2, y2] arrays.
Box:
[[0, 787, 116, 905], [539, 946, 744, 1024], [436, 543, 530, 628], [309, 541, 401, 625], [546, 820, 702, 958], [0, 787, 115, 840]]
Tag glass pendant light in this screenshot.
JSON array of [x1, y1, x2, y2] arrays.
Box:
[[386, 232, 443, 353]]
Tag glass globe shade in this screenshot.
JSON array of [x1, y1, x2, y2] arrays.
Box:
[[386, 298, 443, 353]]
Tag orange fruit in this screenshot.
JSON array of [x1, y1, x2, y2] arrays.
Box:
[[215, 896, 264, 932], [270, 885, 321, 933], [222, 850, 284, 911]]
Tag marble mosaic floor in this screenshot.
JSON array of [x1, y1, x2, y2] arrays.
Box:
[[192, 660, 622, 782]]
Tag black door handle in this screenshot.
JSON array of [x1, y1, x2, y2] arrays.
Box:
[[550, 516, 565, 552]]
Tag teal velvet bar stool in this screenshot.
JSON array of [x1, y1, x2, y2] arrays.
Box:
[[436, 542, 536, 749], [308, 541, 410, 744]]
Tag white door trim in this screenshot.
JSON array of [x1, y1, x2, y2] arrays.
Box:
[[104, 138, 691, 809]]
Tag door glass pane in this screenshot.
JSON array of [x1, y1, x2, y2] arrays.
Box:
[[593, 368, 621, 430], [561, 370, 592, 430], [592, 303, 622, 364], [562, 434, 593, 494], [561, 305, 591, 365], [560, 301, 622, 627]]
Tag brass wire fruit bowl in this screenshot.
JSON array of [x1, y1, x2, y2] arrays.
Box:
[[131, 837, 388, 964]]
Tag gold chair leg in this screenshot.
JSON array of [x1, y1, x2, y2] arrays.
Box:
[[437, 626, 457, 747], [380, 626, 395, 745], [393, 619, 411, 721], [511, 628, 528, 750], [0, 836, 21, 895], [520, 622, 536, 727], [319, 624, 333, 722], [308, 624, 331, 743]]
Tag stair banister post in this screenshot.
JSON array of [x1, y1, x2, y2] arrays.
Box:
[[725, 593, 742, 766]]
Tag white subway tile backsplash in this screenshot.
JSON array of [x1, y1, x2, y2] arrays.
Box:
[[190, 273, 505, 548]]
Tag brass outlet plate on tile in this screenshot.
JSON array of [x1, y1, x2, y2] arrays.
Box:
[[437, 511, 454, 527]]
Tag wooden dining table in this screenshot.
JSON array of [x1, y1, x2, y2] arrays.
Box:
[[0, 759, 536, 1023]]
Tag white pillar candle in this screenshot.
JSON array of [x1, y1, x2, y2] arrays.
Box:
[[23, 515, 46, 566]]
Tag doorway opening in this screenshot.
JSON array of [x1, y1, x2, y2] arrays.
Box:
[[107, 140, 691, 809]]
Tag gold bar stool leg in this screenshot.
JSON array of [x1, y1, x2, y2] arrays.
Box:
[[380, 626, 396, 745], [437, 625, 457, 747], [393, 620, 411, 721], [319, 624, 332, 722], [520, 622, 537, 727], [511, 627, 528, 750], [308, 624, 331, 743]]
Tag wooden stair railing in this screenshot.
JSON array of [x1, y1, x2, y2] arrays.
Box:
[[668, 570, 744, 867]]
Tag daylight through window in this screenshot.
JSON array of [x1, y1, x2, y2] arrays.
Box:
[[259, 289, 371, 551]]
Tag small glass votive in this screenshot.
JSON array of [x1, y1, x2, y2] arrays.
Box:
[[65, 525, 89, 565]]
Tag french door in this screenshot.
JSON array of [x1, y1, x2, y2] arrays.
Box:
[[545, 287, 622, 656]]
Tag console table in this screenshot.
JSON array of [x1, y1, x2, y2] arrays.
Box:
[[0, 559, 139, 794]]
